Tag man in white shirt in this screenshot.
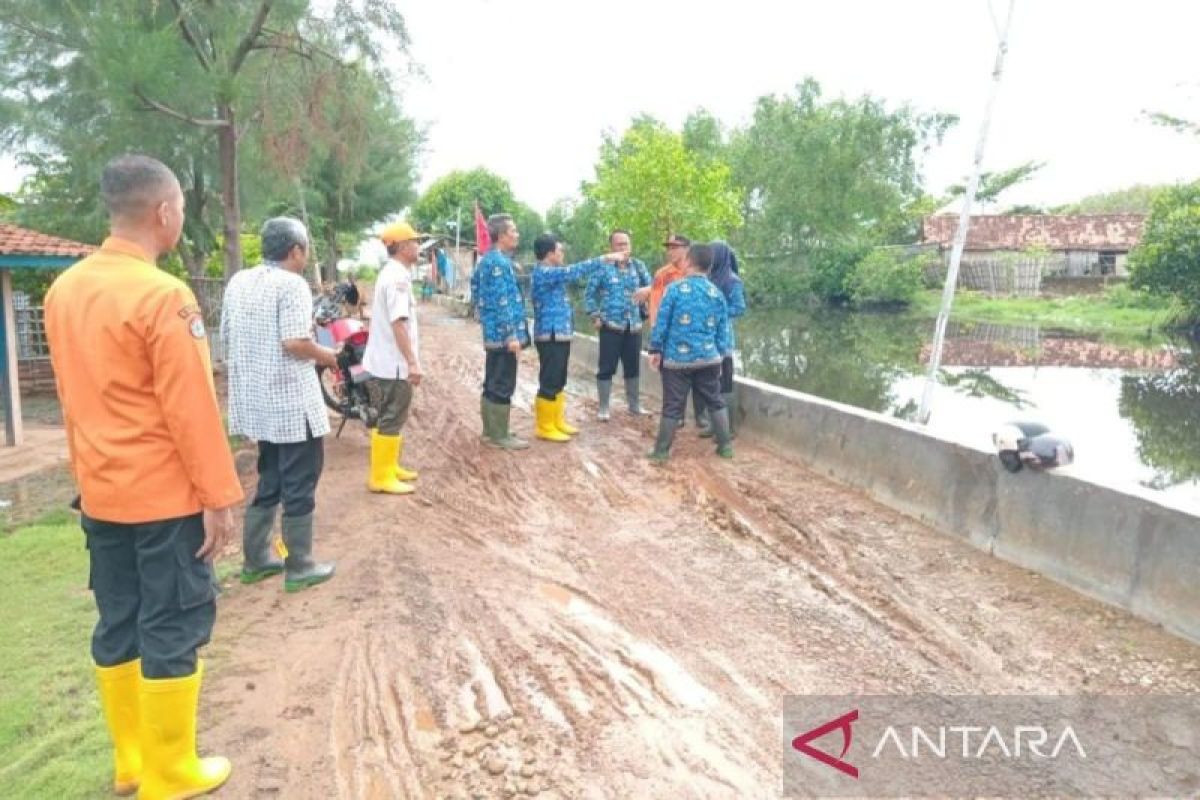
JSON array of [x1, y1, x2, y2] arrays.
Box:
[[362, 222, 424, 495], [221, 217, 339, 591]]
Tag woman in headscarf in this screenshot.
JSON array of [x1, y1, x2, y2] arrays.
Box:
[[694, 240, 747, 436]]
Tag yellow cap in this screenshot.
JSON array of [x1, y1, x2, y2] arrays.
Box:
[[380, 222, 423, 245]]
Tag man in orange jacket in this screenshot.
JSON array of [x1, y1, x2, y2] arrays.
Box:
[[647, 234, 690, 329], [44, 154, 243, 799]]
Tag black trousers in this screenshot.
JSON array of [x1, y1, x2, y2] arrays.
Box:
[[597, 327, 642, 381], [252, 429, 324, 518], [694, 356, 735, 417], [84, 513, 217, 678], [535, 339, 571, 400], [663, 365, 724, 421], [483, 350, 518, 404]]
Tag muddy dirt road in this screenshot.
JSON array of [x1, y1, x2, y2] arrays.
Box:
[[204, 306, 1200, 799]]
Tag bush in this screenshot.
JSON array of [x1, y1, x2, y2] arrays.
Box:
[[204, 233, 263, 277], [741, 258, 810, 307], [847, 248, 923, 308], [1103, 283, 1165, 310], [807, 243, 870, 304], [1129, 182, 1200, 323]]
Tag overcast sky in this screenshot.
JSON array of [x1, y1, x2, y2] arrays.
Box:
[[4, 1, 1199, 218], [396, 0, 1200, 215]]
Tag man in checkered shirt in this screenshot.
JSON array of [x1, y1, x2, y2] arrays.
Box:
[[221, 217, 339, 593]]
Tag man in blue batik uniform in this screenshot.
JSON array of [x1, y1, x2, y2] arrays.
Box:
[[529, 234, 625, 442], [647, 243, 734, 462], [584, 229, 653, 420], [473, 213, 531, 450]]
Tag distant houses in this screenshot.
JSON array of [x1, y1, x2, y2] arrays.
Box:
[[921, 214, 1146, 278]]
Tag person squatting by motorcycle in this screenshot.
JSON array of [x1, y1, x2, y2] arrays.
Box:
[[528, 233, 629, 442], [361, 222, 425, 494], [221, 216, 338, 593]]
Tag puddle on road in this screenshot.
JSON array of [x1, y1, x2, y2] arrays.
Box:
[[538, 582, 576, 609]]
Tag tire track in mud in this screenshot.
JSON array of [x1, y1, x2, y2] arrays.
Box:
[[202, 308, 1200, 799]]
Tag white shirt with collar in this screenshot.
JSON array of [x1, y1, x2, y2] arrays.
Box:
[[363, 258, 420, 380]]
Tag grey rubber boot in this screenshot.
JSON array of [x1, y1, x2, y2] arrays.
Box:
[[239, 504, 283, 584], [625, 377, 652, 416], [694, 390, 713, 437], [282, 513, 335, 593], [647, 416, 679, 463], [723, 391, 737, 439], [479, 395, 495, 443], [483, 398, 529, 450], [596, 379, 613, 421], [709, 407, 734, 459]]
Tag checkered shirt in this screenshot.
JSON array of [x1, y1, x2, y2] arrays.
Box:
[[220, 263, 331, 443]]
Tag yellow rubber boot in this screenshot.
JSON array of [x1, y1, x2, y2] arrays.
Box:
[[535, 396, 571, 442], [369, 431, 414, 494], [554, 393, 579, 436], [137, 661, 230, 800], [95, 659, 142, 796], [392, 433, 419, 482]]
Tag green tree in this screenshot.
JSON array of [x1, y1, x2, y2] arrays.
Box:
[[410, 168, 518, 245], [1128, 182, 1200, 323], [681, 108, 726, 163], [946, 160, 1044, 207], [511, 202, 544, 260], [1056, 184, 1170, 214], [583, 117, 743, 259], [0, 0, 410, 276], [729, 78, 954, 257], [546, 196, 606, 258], [264, 71, 423, 280], [846, 248, 925, 308]]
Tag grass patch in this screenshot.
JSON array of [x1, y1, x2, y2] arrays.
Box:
[[915, 288, 1180, 336], [0, 517, 111, 799]]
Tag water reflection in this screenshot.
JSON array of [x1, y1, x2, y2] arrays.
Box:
[[734, 308, 1200, 510], [1120, 360, 1200, 490]]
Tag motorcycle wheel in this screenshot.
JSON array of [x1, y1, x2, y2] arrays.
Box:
[[316, 365, 350, 415]]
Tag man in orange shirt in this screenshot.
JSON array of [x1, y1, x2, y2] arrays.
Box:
[[44, 155, 243, 799], [647, 234, 690, 329]]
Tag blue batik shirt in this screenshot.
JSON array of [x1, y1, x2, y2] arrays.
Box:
[[473, 248, 529, 349], [648, 274, 731, 369], [531, 258, 605, 341], [584, 258, 651, 332]]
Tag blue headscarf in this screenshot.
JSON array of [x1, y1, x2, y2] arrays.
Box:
[[709, 240, 741, 298]]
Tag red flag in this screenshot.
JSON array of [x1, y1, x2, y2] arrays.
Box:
[[474, 201, 491, 254]]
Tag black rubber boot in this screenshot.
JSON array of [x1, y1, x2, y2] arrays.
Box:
[[710, 408, 734, 459], [597, 379, 612, 421], [282, 513, 335, 593], [626, 377, 652, 416], [723, 391, 737, 439], [647, 416, 679, 463], [695, 389, 713, 437], [239, 505, 283, 584]]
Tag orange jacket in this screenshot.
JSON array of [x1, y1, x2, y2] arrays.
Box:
[[648, 262, 687, 330], [44, 237, 243, 524]]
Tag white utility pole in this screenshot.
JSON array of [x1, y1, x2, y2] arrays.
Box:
[[918, 0, 1016, 424]]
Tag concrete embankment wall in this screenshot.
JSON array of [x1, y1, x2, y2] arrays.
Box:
[[434, 297, 1200, 644]]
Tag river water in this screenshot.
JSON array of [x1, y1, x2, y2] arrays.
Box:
[[735, 309, 1200, 514]]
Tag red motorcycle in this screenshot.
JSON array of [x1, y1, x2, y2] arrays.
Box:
[[314, 280, 376, 435]]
